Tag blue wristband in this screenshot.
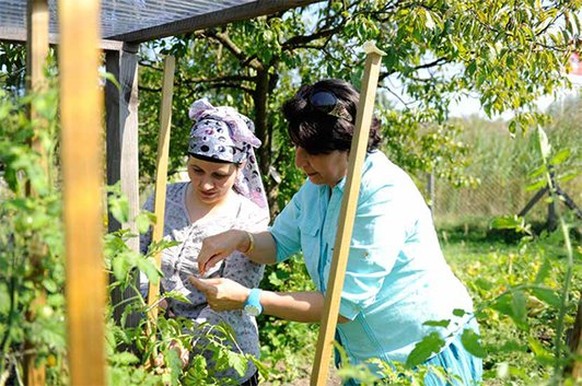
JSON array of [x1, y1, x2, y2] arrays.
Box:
[[243, 288, 263, 316]]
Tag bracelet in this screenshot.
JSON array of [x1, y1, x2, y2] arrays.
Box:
[[242, 231, 254, 255]]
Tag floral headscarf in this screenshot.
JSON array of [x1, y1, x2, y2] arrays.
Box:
[[188, 98, 268, 211]]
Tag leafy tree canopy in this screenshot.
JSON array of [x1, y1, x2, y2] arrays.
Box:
[[2, 0, 580, 213], [136, 0, 581, 213]]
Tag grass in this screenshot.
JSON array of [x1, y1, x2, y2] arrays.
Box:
[[440, 221, 581, 385]]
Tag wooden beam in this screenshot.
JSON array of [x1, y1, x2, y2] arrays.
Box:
[[58, 0, 106, 384], [105, 49, 121, 195], [0, 26, 123, 51], [105, 47, 141, 328], [147, 56, 176, 324], [105, 42, 141, 253], [108, 0, 323, 43], [311, 42, 385, 386], [24, 1, 49, 385]]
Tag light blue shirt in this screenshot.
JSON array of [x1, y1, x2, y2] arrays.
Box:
[[270, 151, 474, 366]]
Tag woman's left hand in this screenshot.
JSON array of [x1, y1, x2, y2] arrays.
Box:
[[189, 276, 250, 311]]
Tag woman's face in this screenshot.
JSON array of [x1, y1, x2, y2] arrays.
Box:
[[294, 146, 348, 188], [187, 156, 239, 205]]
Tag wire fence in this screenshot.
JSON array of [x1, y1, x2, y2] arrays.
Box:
[[429, 171, 582, 227]]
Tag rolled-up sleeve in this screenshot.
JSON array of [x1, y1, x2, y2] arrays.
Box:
[[269, 193, 302, 263]]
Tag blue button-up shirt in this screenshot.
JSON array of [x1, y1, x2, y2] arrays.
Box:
[[270, 151, 474, 366]]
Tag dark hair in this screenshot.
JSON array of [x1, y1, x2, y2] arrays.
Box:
[[282, 79, 382, 155], [188, 153, 241, 166]]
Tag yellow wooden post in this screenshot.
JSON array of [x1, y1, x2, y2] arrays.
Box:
[[58, 0, 106, 384], [24, 1, 49, 384], [147, 56, 176, 324], [311, 42, 385, 386]]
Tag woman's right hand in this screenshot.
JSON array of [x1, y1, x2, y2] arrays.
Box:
[[197, 229, 249, 275]]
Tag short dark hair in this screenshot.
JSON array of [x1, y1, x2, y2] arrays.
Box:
[[282, 79, 382, 155]]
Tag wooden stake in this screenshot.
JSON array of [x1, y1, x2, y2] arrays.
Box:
[[147, 56, 176, 323], [311, 42, 385, 386], [58, 1, 106, 385], [24, 1, 49, 385]]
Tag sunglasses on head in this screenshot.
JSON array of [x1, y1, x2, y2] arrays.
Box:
[[300, 89, 352, 121]]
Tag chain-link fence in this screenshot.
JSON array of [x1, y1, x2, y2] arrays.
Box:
[[429, 171, 582, 227]]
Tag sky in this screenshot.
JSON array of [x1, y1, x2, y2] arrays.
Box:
[[448, 74, 582, 119]]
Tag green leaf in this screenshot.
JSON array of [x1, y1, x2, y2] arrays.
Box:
[[164, 290, 191, 304], [136, 256, 162, 285], [112, 255, 131, 281], [109, 194, 130, 224], [528, 337, 554, 365], [226, 350, 248, 376], [101, 71, 121, 90], [0, 283, 10, 313], [550, 148, 570, 166], [530, 287, 561, 308], [165, 348, 183, 385], [184, 356, 208, 383], [42, 278, 59, 293], [534, 258, 552, 284], [405, 332, 445, 368], [490, 215, 524, 230], [537, 126, 551, 159], [109, 352, 140, 365], [511, 290, 529, 330], [474, 278, 494, 291], [461, 329, 486, 358], [136, 212, 154, 234], [423, 319, 451, 328]]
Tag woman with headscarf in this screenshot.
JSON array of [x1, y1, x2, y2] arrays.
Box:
[[140, 98, 269, 385]]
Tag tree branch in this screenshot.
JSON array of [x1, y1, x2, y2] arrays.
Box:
[[203, 30, 264, 71]]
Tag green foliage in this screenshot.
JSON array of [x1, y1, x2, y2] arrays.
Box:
[[0, 88, 263, 385], [434, 96, 582, 225], [405, 332, 446, 368], [104, 188, 257, 386], [0, 87, 66, 384], [0, 43, 26, 92], [257, 256, 320, 382], [136, 0, 582, 214]]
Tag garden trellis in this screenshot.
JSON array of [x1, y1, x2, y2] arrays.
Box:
[[1, 1, 324, 385]]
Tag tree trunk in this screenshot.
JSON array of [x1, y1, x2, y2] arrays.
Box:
[[253, 68, 280, 217]]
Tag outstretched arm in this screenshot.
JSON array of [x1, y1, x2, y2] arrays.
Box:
[[198, 230, 277, 275], [189, 276, 349, 324]]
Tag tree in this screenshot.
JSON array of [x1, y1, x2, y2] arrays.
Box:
[[136, 0, 581, 215]]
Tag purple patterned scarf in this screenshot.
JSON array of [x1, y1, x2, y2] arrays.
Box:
[[188, 98, 268, 211]]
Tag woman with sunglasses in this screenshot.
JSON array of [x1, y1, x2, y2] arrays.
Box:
[[140, 98, 269, 385], [190, 79, 482, 385]]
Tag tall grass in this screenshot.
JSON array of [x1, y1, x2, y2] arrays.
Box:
[[433, 95, 582, 227]]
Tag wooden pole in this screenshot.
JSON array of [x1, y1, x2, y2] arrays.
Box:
[[311, 42, 385, 386], [24, 1, 48, 384], [58, 1, 106, 385], [147, 56, 176, 323], [27, 0, 49, 97], [117, 43, 141, 253], [105, 44, 143, 329]]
